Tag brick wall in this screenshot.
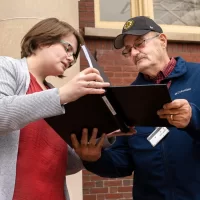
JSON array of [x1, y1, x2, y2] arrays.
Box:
[[80, 38, 139, 86], [80, 39, 200, 86], [79, 0, 200, 200], [79, 0, 94, 28], [83, 170, 133, 200]]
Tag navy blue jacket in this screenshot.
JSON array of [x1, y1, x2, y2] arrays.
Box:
[[83, 57, 200, 200]]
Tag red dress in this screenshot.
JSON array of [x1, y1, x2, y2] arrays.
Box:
[[13, 73, 68, 200]]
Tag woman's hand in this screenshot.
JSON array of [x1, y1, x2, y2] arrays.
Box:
[[59, 68, 110, 104]]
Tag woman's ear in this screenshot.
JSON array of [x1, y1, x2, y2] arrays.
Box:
[[38, 44, 45, 49]]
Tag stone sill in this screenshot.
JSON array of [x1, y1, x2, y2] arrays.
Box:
[[85, 27, 200, 43]]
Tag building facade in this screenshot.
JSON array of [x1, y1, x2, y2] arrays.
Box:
[[0, 0, 200, 200]]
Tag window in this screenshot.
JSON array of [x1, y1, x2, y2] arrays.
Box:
[[95, 0, 132, 29], [99, 0, 131, 22], [154, 0, 200, 26], [93, 0, 200, 41], [95, 0, 153, 29]]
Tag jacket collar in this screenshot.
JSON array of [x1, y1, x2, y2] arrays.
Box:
[[132, 57, 187, 85]]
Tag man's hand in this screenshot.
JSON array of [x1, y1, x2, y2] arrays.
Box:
[[71, 128, 105, 162], [157, 99, 192, 128]]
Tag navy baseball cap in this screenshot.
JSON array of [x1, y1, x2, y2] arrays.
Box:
[[114, 16, 163, 49]]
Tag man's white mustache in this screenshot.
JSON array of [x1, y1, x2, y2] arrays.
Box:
[[135, 56, 146, 64]]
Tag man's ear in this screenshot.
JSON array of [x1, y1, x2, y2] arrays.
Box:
[[159, 33, 167, 49]]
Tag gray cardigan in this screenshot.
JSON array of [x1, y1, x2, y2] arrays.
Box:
[[0, 56, 83, 200]]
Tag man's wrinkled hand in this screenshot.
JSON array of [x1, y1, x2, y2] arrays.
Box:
[[157, 99, 192, 128]]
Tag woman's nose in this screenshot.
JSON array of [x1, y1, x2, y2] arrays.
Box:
[[66, 53, 74, 63]]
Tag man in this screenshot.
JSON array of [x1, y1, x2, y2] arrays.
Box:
[[71, 16, 200, 200]]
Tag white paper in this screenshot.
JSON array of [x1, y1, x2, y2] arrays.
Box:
[[147, 127, 169, 147]]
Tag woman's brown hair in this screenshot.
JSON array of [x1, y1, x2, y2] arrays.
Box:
[[21, 18, 84, 60]]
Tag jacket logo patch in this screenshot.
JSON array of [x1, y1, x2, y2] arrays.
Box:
[[123, 20, 134, 30]]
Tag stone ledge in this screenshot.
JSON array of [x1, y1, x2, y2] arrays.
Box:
[[85, 27, 200, 43]]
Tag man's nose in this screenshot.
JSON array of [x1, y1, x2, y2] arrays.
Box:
[[130, 47, 140, 57]]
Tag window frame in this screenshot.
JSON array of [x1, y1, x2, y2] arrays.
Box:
[[91, 0, 200, 42]]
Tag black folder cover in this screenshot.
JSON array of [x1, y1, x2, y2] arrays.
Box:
[[45, 84, 172, 146]]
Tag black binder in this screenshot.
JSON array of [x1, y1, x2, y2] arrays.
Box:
[[44, 46, 172, 146]]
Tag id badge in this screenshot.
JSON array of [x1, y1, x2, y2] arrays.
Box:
[[147, 127, 169, 147]]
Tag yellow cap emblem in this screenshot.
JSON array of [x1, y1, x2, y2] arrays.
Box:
[[123, 20, 134, 30]]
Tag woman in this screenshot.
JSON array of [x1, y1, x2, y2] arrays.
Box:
[[0, 18, 110, 200]]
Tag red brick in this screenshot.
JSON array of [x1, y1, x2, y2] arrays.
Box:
[[123, 179, 133, 186], [104, 66, 122, 72], [98, 59, 115, 66], [97, 194, 105, 200], [96, 181, 104, 187], [90, 187, 108, 194], [80, 16, 95, 22], [105, 193, 124, 199], [83, 175, 91, 182], [105, 71, 114, 77], [109, 187, 118, 193], [123, 78, 137, 85], [83, 188, 90, 195], [104, 180, 122, 187], [123, 192, 133, 199], [118, 186, 133, 192], [79, 5, 94, 11], [84, 181, 96, 188], [79, 12, 94, 19], [123, 72, 134, 77], [84, 2, 94, 7], [91, 175, 105, 181], [83, 194, 96, 200], [122, 66, 138, 72], [109, 77, 123, 86], [114, 72, 123, 77]]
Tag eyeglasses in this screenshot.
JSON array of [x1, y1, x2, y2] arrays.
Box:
[[60, 40, 77, 67], [122, 34, 160, 57]]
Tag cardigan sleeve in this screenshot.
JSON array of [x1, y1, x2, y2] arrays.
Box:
[[66, 145, 84, 175], [0, 57, 65, 134]]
